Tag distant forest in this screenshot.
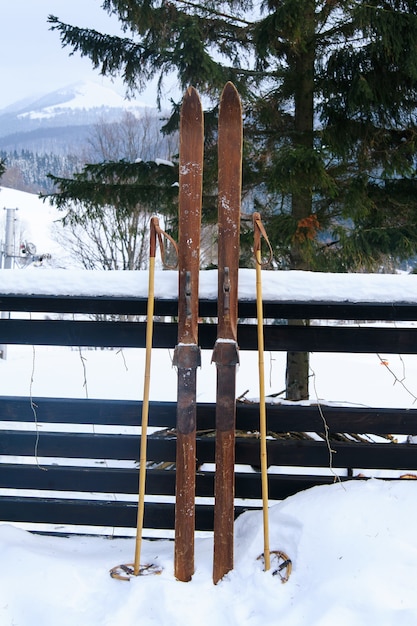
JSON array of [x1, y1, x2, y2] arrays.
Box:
[[0, 149, 82, 193]]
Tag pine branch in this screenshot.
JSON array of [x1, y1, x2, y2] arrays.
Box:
[[43, 160, 179, 223], [173, 0, 252, 25]]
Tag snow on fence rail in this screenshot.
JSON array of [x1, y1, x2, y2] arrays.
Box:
[[0, 279, 417, 536], [1, 268, 417, 303]]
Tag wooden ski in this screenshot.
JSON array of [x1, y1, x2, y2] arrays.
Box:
[[173, 86, 203, 583], [212, 82, 243, 584]]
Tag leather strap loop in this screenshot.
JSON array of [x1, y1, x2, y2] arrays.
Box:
[[253, 212, 273, 268], [150, 216, 179, 269]]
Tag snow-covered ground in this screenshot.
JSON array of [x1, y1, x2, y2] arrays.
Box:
[[2, 339, 417, 626], [1, 186, 417, 624], [2, 479, 417, 626]]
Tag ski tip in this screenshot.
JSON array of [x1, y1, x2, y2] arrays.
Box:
[[181, 86, 203, 122], [185, 85, 197, 97], [221, 81, 240, 101], [183, 86, 201, 105], [219, 82, 242, 118]]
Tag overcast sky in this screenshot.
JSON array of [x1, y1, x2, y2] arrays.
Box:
[[0, 0, 163, 109]]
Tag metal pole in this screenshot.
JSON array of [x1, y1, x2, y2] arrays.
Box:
[[1, 208, 17, 359], [4, 208, 17, 269]]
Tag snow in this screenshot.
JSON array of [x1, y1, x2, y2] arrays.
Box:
[[2, 185, 417, 624], [3, 265, 417, 303], [155, 158, 175, 167], [0, 187, 65, 259], [2, 480, 417, 625]]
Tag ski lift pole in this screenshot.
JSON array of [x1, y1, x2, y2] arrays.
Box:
[[110, 216, 178, 581], [253, 212, 274, 572]]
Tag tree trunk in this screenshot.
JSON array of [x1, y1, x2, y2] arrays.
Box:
[[286, 2, 315, 401], [285, 320, 310, 401]]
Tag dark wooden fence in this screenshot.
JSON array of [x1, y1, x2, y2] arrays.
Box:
[[1, 291, 417, 536]]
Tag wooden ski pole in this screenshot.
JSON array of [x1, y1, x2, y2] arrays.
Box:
[[110, 216, 177, 581], [132, 215, 159, 575], [253, 212, 274, 572]]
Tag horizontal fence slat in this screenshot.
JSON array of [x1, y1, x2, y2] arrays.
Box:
[[0, 431, 140, 460], [0, 496, 250, 531], [0, 397, 137, 425], [0, 397, 177, 427], [2, 293, 417, 321], [2, 397, 417, 435], [2, 430, 417, 470], [236, 439, 417, 470], [0, 431, 142, 460], [0, 295, 177, 317], [0, 319, 155, 348], [236, 404, 417, 436], [0, 497, 176, 530], [0, 463, 351, 500], [0, 464, 140, 494], [2, 319, 417, 353], [263, 325, 417, 354]]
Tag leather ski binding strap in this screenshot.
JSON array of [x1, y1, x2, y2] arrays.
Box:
[[212, 339, 239, 367], [150, 216, 179, 269], [223, 266, 230, 314], [173, 342, 202, 369], [185, 270, 192, 318], [253, 212, 273, 268]]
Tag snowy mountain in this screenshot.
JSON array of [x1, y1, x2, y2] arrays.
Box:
[[12, 80, 149, 121], [0, 81, 152, 153]]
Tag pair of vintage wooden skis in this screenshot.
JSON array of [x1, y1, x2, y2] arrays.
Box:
[[173, 82, 242, 584]]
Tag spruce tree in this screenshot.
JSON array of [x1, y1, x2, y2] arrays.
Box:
[[47, 160, 178, 219], [48, 1, 417, 399]]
